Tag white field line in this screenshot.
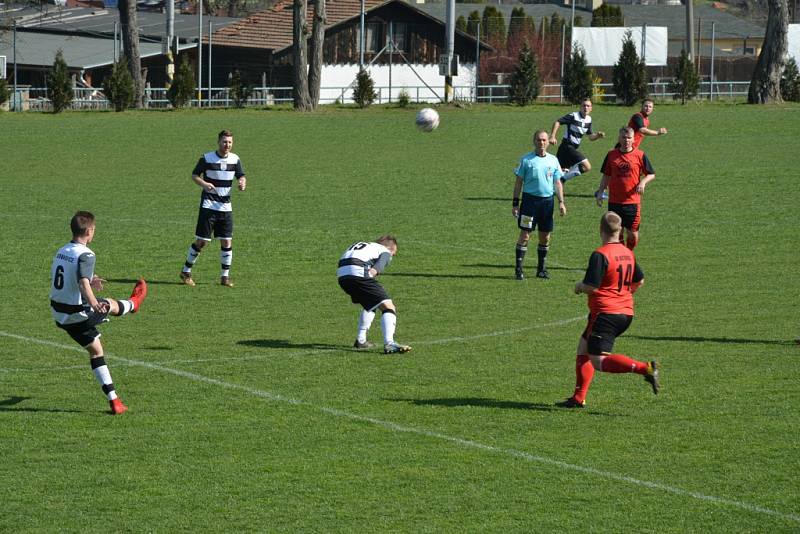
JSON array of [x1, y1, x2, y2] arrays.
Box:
[[1, 330, 798, 524]]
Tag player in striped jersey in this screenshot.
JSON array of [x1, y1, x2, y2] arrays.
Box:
[[549, 98, 605, 182], [179, 130, 247, 288], [50, 211, 147, 415], [337, 235, 411, 354]]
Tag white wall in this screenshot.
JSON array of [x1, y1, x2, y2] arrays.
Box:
[[790, 24, 800, 63], [320, 63, 477, 103], [572, 27, 668, 67]]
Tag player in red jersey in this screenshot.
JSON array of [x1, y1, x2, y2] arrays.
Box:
[[628, 99, 667, 149], [595, 127, 656, 250], [555, 212, 659, 408]]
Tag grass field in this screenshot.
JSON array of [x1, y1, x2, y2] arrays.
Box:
[[1, 102, 799, 532]]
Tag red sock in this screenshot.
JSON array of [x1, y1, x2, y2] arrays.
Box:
[[573, 354, 595, 403], [600, 354, 647, 374], [626, 233, 638, 250]]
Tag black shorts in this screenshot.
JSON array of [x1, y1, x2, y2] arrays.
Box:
[[517, 193, 554, 233], [195, 208, 233, 241], [608, 203, 641, 231], [338, 276, 390, 311], [55, 299, 111, 347], [556, 143, 586, 169], [582, 313, 633, 354]]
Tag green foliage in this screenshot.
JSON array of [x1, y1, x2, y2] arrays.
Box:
[[592, 4, 624, 27], [508, 7, 525, 43], [509, 43, 540, 106], [456, 15, 467, 34], [0, 78, 8, 107], [563, 45, 594, 104], [466, 10, 481, 37], [167, 56, 196, 108], [780, 56, 800, 102], [612, 31, 648, 106], [574, 15, 584, 27], [481, 6, 506, 45], [104, 56, 135, 112], [47, 49, 73, 113], [549, 12, 564, 35], [396, 88, 411, 108], [228, 70, 253, 108], [669, 49, 700, 104], [353, 68, 377, 108]]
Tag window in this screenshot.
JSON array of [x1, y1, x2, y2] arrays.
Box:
[[389, 22, 407, 52], [363, 23, 382, 53]]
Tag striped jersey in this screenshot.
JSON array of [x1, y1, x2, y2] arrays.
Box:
[[50, 241, 96, 325], [558, 111, 593, 147], [193, 151, 245, 212], [337, 242, 392, 279]]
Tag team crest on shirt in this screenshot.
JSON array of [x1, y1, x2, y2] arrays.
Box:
[[219, 161, 227, 171]]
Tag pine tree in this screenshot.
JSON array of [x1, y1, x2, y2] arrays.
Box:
[[668, 49, 700, 104], [456, 15, 467, 34], [509, 43, 540, 106], [481, 6, 506, 46], [466, 11, 481, 37], [353, 68, 377, 108], [563, 45, 594, 104], [592, 5, 624, 27], [104, 56, 135, 112], [228, 70, 253, 108], [780, 56, 800, 102], [48, 49, 74, 113], [167, 56, 196, 108], [508, 6, 525, 48], [612, 31, 647, 105]]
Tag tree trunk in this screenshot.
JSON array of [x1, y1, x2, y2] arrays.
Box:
[[308, 0, 326, 109], [293, 0, 312, 110], [748, 0, 789, 104], [118, 0, 144, 108]]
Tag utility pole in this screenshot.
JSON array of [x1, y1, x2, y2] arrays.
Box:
[[13, 20, 18, 111], [359, 0, 365, 67], [165, 0, 174, 89], [444, 0, 455, 102], [685, 0, 695, 61], [197, 0, 203, 107]]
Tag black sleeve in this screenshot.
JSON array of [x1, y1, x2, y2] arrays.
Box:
[[582, 251, 607, 288], [600, 153, 611, 175], [633, 261, 644, 283], [631, 114, 645, 130], [373, 252, 392, 274], [558, 114, 572, 125], [77, 252, 96, 280], [641, 153, 655, 174], [192, 157, 207, 177], [235, 160, 245, 178]]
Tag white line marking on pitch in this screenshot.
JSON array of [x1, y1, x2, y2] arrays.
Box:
[[1, 330, 797, 524]]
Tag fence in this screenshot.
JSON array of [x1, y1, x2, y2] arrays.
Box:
[[8, 80, 751, 111]]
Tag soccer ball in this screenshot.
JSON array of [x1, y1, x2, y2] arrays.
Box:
[[415, 108, 440, 132]]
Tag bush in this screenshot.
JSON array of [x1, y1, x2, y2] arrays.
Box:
[[563, 45, 593, 104], [509, 43, 539, 106], [781, 57, 800, 102], [167, 56, 196, 108], [612, 31, 648, 106], [0, 78, 8, 107], [591, 4, 623, 27], [353, 68, 377, 108], [668, 49, 699, 104], [397, 88, 411, 108], [104, 56, 135, 112], [229, 70, 253, 108], [48, 49, 74, 113]]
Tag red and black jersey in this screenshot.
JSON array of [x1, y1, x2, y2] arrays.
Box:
[[583, 242, 644, 315], [600, 148, 654, 205], [628, 112, 650, 149]]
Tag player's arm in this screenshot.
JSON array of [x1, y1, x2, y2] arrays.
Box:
[[588, 131, 605, 141], [640, 126, 667, 136], [555, 176, 566, 216], [512, 176, 523, 217], [191, 157, 216, 193], [549, 119, 563, 145], [631, 262, 645, 293], [595, 173, 610, 206], [236, 161, 246, 191], [77, 253, 107, 313], [576, 251, 606, 294], [369, 252, 392, 278], [636, 154, 656, 193]]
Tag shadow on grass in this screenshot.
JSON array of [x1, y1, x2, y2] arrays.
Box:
[[628, 335, 795, 346], [387, 397, 623, 416], [464, 197, 509, 202], [104, 278, 185, 286], [0, 396, 31, 406], [0, 396, 82, 413], [463, 263, 582, 272], [387, 272, 513, 281], [237, 339, 343, 351]]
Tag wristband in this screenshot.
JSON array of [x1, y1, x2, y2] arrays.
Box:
[[512, 197, 520, 208]]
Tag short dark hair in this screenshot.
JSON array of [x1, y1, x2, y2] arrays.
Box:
[[600, 211, 622, 238], [70, 211, 95, 237], [376, 234, 398, 248], [642, 98, 654, 106], [218, 130, 233, 140]]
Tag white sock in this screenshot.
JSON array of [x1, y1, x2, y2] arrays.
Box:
[[183, 243, 201, 273], [381, 311, 397, 345], [91, 358, 117, 400], [357, 310, 375, 343], [562, 163, 582, 181], [221, 247, 232, 278], [118, 299, 133, 316]]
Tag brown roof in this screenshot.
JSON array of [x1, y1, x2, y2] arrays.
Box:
[[210, 0, 386, 50]]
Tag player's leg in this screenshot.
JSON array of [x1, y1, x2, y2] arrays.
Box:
[[515, 229, 531, 280], [535, 197, 555, 279], [354, 306, 376, 349], [377, 300, 411, 354], [624, 204, 641, 250], [561, 146, 588, 182], [218, 212, 234, 287], [516, 193, 536, 280], [589, 314, 659, 394], [182, 209, 212, 286], [557, 316, 594, 408], [85, 338, 128, 415]]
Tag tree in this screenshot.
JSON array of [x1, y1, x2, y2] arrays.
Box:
[[781, 56, 800, 101], [228, 70, 253, 108], [668, 49, 699, 104], [612, 31, 647, 105], [466, 10, 481, 37], [509, 43, 540, 106], [118, 0, 144, 108], [563, 45, 594, 104], [105, 56, 136, 111], [48, 49, 73, 113], [592, 4, 624, 27], [748, 0, 789, 103], [307, 0, 326, 109], [353, 68, 377, 108], [167, 56, 195, 108], [456, 15, 467, 34], [292, 0, 312, 110], [508, 6, 525, 46], [481, 6, 506, 46]]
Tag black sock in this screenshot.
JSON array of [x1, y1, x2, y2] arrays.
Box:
[[515, 245, 527, 271], [537, 245, 549, 272]]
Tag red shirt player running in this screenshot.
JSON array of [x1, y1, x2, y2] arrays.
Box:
[[555, 212, 659, 408], [596, 127, 656, 250], [628, 99, 667, 149]]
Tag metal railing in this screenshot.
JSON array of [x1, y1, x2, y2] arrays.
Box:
[[7, 80, 752, 111]]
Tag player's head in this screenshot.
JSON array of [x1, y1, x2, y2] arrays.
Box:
[[641, 98, 654, 115], [600, 211, 623, 241], [218, 130, 233, 155], [580, 98, 593, 115], [70, 211, 96, 240], [376, 234, 398, 255], [532, 129, 549, 154], [618, 127, 634, 151]]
